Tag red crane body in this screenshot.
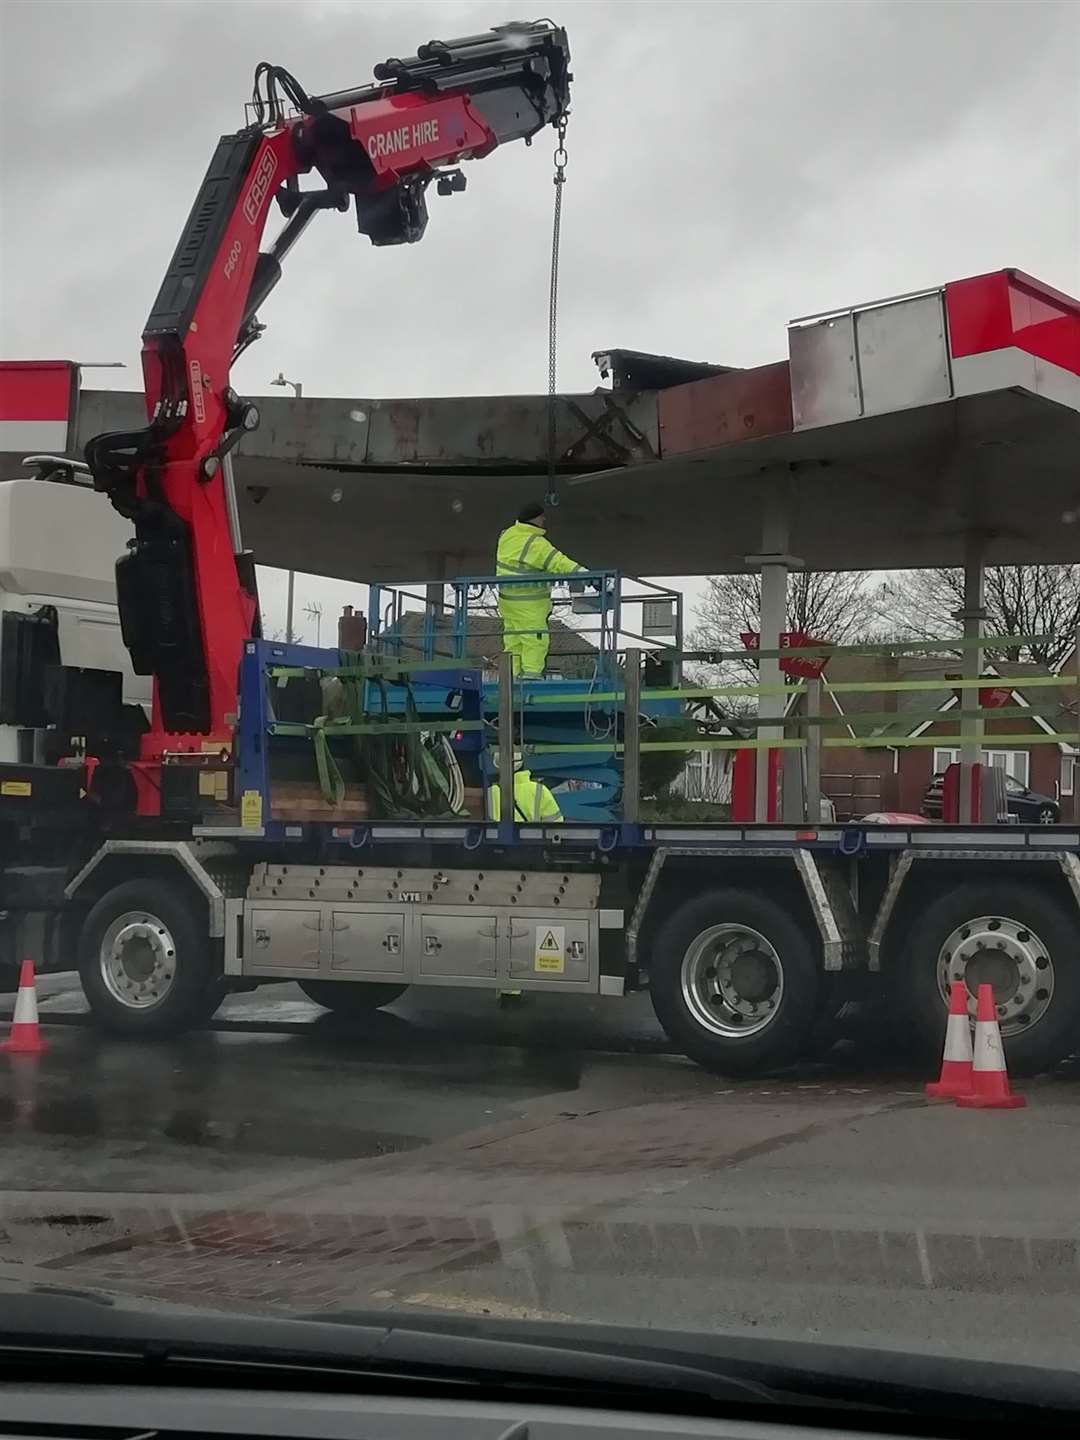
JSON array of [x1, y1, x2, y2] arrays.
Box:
[[85, 23, 570, 815]]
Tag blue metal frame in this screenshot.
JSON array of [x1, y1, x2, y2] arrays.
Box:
[[232, 641, 1080, 854], [226, 625, 1080, 857], [364, 571, 686, 825], [235, 639, 486, 846]]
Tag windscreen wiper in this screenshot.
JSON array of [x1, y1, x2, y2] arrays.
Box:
[[2, 1284, 1079, 1430]]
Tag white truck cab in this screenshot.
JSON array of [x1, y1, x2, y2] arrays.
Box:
[[0, 467, 148, 762]]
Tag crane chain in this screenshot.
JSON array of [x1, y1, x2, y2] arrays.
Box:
[[545, 112, 569, 507]]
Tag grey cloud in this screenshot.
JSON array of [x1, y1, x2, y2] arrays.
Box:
[[2, 0, 1077, 404]]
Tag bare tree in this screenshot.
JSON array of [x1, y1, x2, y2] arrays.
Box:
[[880, 566, 1080, 670], [690, 569, 880, 682]]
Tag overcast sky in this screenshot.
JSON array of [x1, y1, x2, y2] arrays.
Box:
[[2, 0, 1078, 637]]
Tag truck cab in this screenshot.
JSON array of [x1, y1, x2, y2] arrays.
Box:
[[0, 464, 150, 988], [0, 468, 148, 765]]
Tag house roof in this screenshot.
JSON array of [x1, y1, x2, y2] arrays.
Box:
[[816, 653, 1074, 740], [816, 655, 953, 738]]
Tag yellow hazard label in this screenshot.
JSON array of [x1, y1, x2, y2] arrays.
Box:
[[534, 924, 565, 973], [1, 780, 32, 797], [240, 789, 263, 828]]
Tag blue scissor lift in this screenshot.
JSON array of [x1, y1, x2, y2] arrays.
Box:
[[367, 571, 685, 821]]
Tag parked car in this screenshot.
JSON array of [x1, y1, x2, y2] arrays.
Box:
[[861, 811, 931, 825], [922, 771, 1060, 823]]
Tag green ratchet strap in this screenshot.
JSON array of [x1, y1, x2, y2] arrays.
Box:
[[524, 673, 1072, 706], [530, 731, 1080, 756], [271, 656, 471, 815], [313, 715, 345, 807]]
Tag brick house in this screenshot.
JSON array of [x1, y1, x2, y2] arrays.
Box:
[[797, 655, 1075, 819]]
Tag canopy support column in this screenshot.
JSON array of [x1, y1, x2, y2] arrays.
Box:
[[955, 531, 986, 824], [746, 483, 801, 822]]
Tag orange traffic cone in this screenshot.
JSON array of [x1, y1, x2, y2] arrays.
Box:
[[1, 959, 47, 1055], [956, 982, 1025, 1110], [925, 979, 973, 1100]]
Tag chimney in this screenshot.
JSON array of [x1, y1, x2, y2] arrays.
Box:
[[338, 604, 367, 651]]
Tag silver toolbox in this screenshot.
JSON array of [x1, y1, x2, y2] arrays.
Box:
[[417, 911, 499, 981], [239, 904, 600, 990], [507, 913, 594, 986], [328, 908, 406, 978], [246, 904, 321, 971]]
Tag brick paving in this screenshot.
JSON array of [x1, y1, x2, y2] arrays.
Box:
[[0, 1092, 899, 1312]]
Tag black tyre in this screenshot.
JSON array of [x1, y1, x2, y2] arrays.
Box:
[[898, 882, 1080, 1074], [1037, 804, 1058, 825], [298, 978, 408, 1014], [78, 878, 218, 1037], [648, 887, 820, 1077]]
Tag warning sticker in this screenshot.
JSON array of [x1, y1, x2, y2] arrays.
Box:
[[534, 924, 565, 973], [240, 789, 263, 829], [0, 780, 31, 797]]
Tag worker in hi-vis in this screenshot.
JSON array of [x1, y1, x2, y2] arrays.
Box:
[[488, 752, 564, 823], [495, 500, 585, 677]]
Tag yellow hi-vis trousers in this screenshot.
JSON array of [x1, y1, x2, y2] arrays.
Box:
[[497, 597, 552, 677]]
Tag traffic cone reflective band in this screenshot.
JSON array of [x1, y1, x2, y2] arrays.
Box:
[[1, 959, 47, 1055], [956, 982, 1025, 1110], [925, 980, 973, 1100]]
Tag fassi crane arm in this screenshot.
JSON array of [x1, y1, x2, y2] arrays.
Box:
[[85, 21, 570, 810]]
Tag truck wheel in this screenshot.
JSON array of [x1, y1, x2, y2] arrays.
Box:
[[298, 978, 408, 1014], [900, 882, 1080, 1074], [648, 888, 820, 1077], [78, 878, 217, 1037]]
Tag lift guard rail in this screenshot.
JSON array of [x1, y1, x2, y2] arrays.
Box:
[[368, 571, 684, 670]]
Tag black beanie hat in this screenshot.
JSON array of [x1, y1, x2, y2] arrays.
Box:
[[517, 500, 545, 523]]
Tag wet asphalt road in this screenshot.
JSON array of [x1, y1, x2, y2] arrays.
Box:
[[2, 975, 1079, 1374]]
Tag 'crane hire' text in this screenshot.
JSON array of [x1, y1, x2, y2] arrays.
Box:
[[367, 118, 440, 159]]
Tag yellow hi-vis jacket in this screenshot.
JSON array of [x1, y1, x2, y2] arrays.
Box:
[[495, 521, 583, 600], [488, 769, 564, 822]]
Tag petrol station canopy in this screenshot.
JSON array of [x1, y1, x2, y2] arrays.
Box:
[[5, 269, 1078, 583]]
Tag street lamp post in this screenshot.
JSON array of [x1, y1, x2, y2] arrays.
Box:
[[271, 374, 303, 641]]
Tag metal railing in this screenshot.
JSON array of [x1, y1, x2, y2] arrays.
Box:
[[506, 631, 1080, 827], [367, 571, 684, 676], [254, 628, 1080, 831]]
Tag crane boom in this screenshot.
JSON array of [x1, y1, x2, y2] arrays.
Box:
[[84, 21, 570, 814]]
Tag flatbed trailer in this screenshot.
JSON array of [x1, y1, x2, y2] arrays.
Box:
[[38, 800, 1080, 1077], [16, 624, 1080, 1080]]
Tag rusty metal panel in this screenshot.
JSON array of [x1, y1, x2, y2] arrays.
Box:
[[251, 392, 660, 469], [74, 388, 659, 472], [657, 362, 792, 457], [249, 396, 372, 466], [361, 391, 659, 469]]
